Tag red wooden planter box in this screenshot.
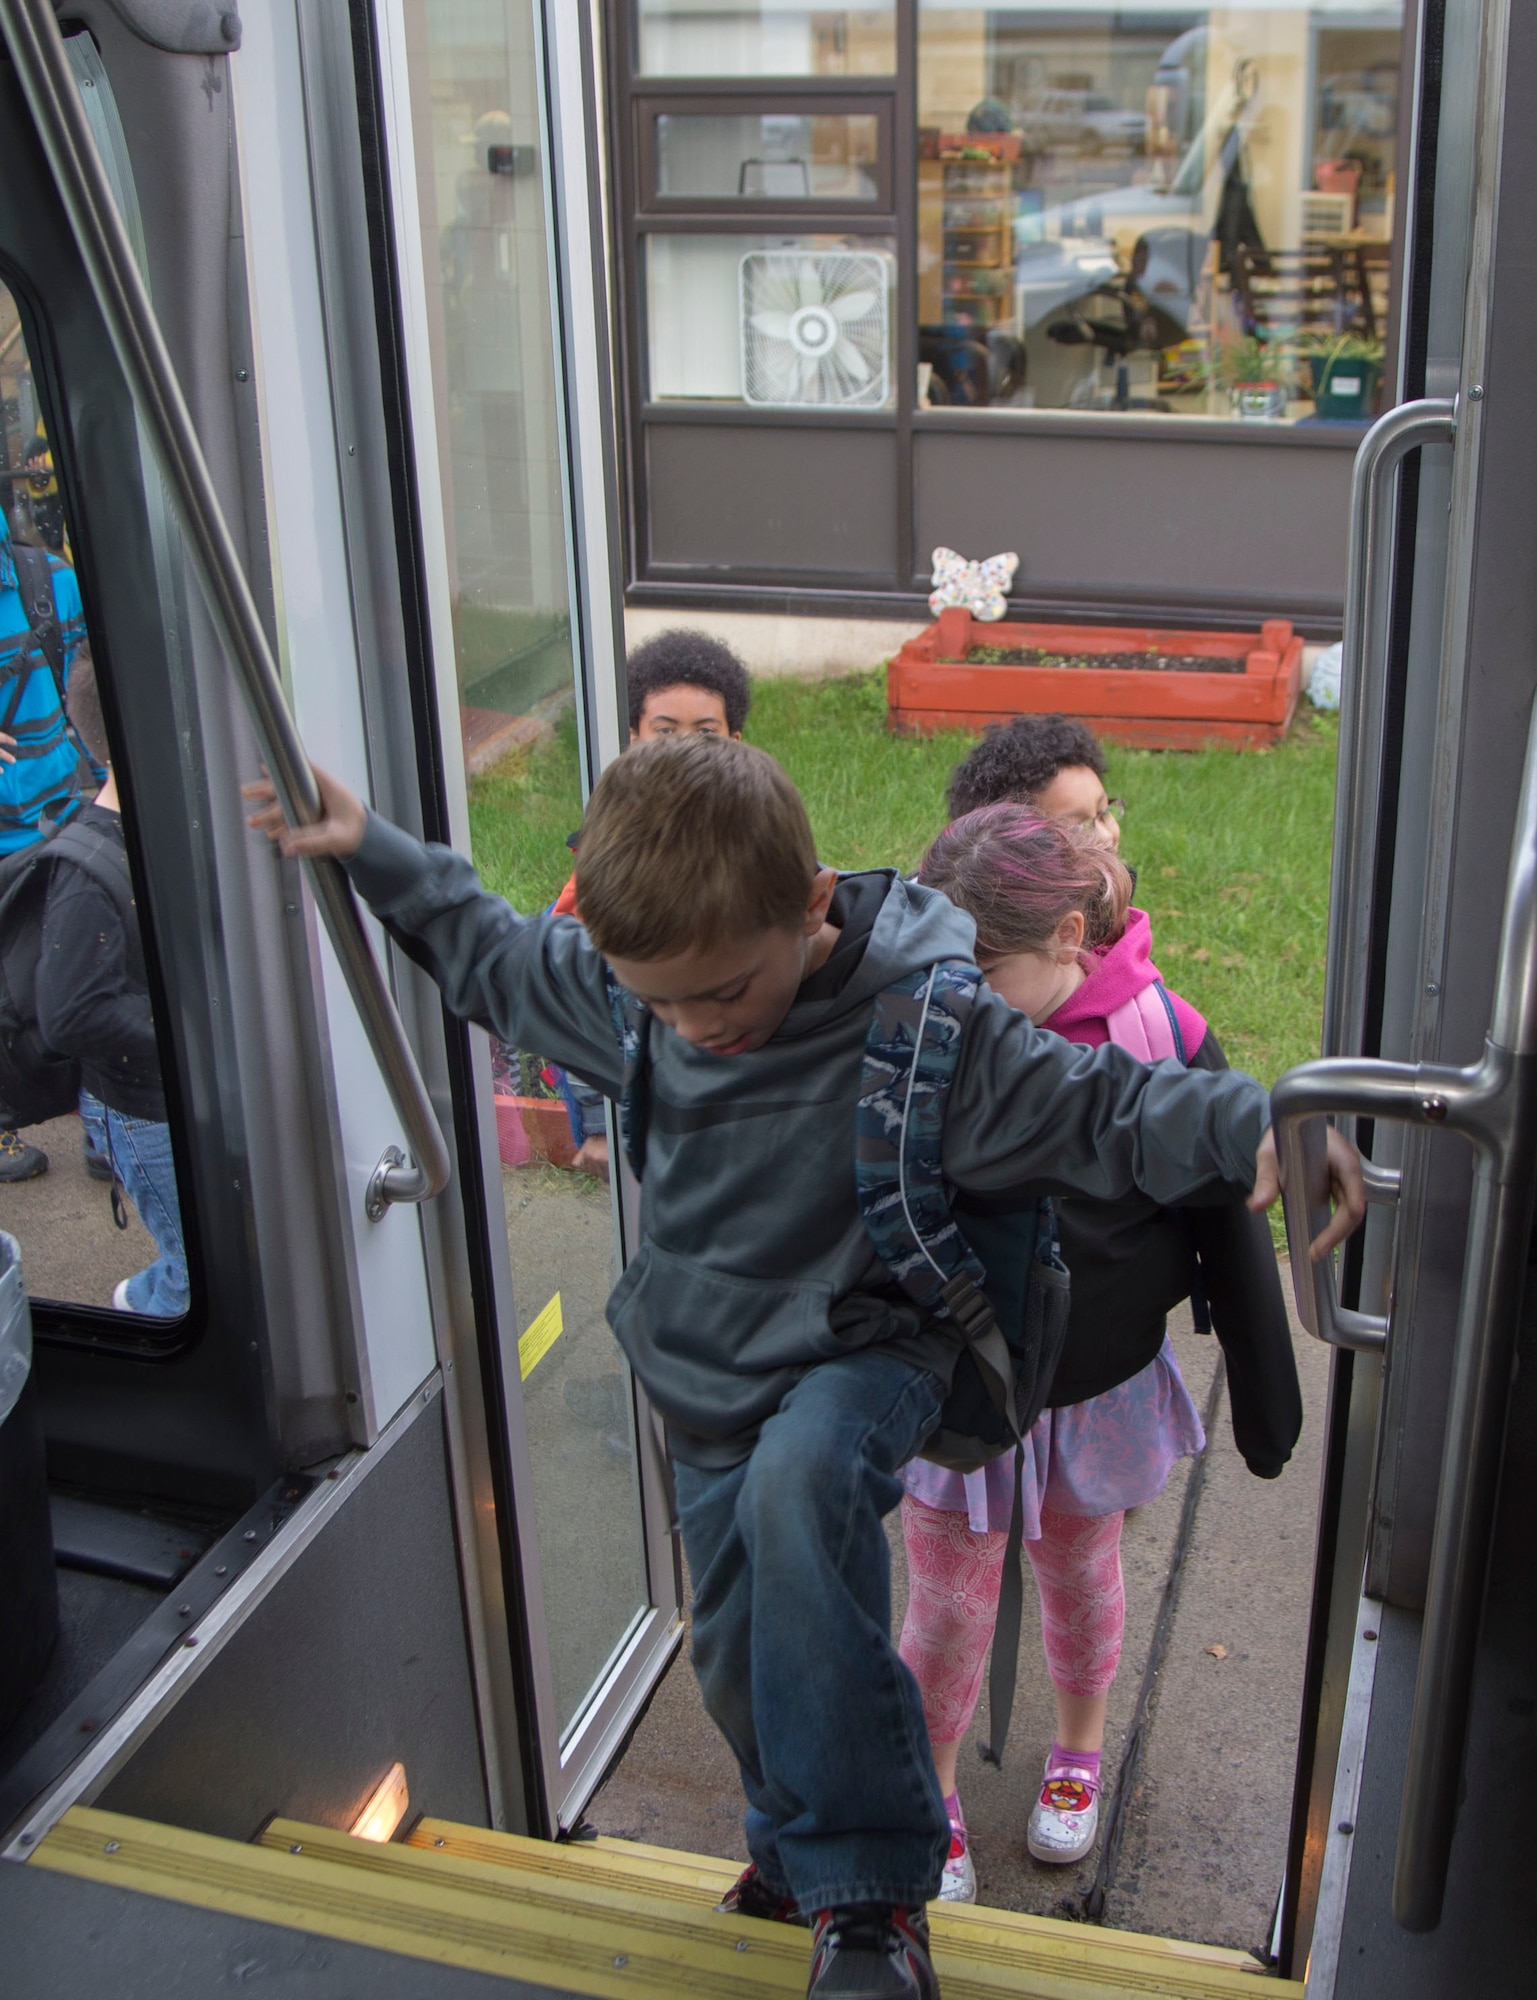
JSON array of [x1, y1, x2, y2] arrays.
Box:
[[493, 1093, 578, 1171], [887, 606, 1304, 750]]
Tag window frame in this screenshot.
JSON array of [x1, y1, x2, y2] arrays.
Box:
[[635, 91, 896, 215], [0, 257, 204, 1360]]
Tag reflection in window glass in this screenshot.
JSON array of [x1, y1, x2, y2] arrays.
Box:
[[647, 233, 896, 404], [637, 1, 895, 77], [403, 0, 652, 1742], [0, 283, 188, 1322], [654, 111, 882, 202], [916, 4, 1402, 420]]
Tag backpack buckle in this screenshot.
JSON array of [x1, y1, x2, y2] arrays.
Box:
[[939, 1271, 997, 1343]]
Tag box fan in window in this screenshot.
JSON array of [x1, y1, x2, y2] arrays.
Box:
[[738, 249, 892, 408]]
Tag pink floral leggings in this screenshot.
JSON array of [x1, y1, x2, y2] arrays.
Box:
[[898, 1494, 1126, 1745]]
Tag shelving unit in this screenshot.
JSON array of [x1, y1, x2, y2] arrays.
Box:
[[918, 141, 1018, 331]]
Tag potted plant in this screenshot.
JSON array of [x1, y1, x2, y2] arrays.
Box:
[[1298, 331, 1385, 421], [1216, 332, 1288, 420]]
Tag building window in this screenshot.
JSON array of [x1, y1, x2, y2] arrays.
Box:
[[634, 2, 897, 79], [645, 104, 890, 206], [645, 233, 897, 404], [916, 4, 1403, 420]]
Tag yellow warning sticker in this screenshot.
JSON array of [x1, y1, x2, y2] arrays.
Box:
[[518, 1292, 563, 1380]]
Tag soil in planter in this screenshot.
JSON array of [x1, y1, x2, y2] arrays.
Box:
[[959, 645, 1248, 674]]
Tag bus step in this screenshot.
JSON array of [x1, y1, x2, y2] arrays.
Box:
[[32, 1805, 1296, 1999]]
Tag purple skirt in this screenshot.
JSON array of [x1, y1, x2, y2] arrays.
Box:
[[903, 1335, 1205, 1537]]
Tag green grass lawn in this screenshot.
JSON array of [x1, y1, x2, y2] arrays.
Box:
[[468, 669, 1338, 1090]]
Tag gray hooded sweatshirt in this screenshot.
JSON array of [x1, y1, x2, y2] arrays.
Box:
[[348, 818, 1270, 1467]]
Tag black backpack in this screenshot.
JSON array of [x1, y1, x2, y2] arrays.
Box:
[[0, 818, 134, 1128]]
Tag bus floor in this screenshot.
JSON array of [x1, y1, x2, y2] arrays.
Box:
[[590, 1278, 1328, 1961]]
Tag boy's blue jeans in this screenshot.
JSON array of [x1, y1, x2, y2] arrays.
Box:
[[80, 1090, 188, 1317], [672, 1350, 949, 1913]]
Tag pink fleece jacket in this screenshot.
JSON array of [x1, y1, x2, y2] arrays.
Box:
[[1044, 907, 1207, 1058]]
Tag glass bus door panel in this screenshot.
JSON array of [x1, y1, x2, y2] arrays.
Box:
[[0, 278, 191, 1337], [387, 0, 667, 1800]]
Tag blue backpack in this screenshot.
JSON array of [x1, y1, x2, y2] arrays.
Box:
[[605, 957, 1070, 1761]]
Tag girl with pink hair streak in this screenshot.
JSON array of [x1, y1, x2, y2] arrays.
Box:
[[901, 807, 1300, 1900]]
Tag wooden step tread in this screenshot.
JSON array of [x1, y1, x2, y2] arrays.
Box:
[[34, 1807, 1294, 2000], [407, 1818, 1284, 1990]]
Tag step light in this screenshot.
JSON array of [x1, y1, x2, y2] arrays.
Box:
[[349, 1762, 409, 1843]]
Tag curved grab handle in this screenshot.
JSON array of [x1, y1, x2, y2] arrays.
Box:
[[1324, 397, 1457, 1066], [0, 0, 450, 1214], [1272, 1058, 1473, 1353]]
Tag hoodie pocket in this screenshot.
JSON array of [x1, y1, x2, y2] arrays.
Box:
[[605, 1239, 839, 1440]]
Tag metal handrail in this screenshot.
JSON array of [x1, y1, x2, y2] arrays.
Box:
[[1275, 696, 1537, 1932], [0, 0, 450, 1215], [1323, 397, 1457, 1067]]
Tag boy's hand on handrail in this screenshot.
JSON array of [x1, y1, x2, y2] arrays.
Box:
[[1249, 1126, 1366, 1261], [243, 764, 368, 860]]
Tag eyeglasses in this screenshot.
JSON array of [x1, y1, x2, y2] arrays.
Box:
[[1095, 799, 1126, 826]]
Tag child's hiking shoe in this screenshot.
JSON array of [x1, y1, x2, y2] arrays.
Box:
[[1026, 1756, 1101, 1865], [0, 1129, 46, 1181], [938, 1812, 976, 1903], [806, 1903, 938, 1998], [715, 1862, 806, 1926]]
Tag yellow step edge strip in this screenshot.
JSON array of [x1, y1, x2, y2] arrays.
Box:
[[32, 1806, 1297, 2000], [267, 1816, 1288, 2000], [39, 1806, 800, 2000], [406, 1816, 1293, 1997]]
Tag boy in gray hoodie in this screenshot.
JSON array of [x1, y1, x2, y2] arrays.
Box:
[[247, 736, 1360, 2000]]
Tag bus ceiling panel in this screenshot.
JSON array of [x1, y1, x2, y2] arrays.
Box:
[[0, 24, 388, 1490]]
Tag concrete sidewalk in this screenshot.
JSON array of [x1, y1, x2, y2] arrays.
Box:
[[589, 1271, 1328, 1957]]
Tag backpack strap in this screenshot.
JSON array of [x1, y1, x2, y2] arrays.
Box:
[[1104, 980, 1185, 1064], [1149, 978, 1213, 1332], [8, 543, 65, 687], [1150, 978, 1188, 1064], [604, 967, 653, 1180], [46, 817, 134, 913], [44, 818, 139, 981], [857, 963, 1024, 1416], [857, 963, 1031, 1437]]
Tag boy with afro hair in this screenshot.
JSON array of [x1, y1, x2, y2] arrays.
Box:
[[625, 627, 751, 741], [946, 713, 1122, 851]]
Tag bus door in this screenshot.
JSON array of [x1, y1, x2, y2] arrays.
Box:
[[325, 0, 685, 1832], [1276, 2, 1537, 1987], [0, 0, 498, 1858]]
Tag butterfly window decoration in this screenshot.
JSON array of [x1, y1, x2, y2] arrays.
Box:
[[928, 546, 1019, 623]]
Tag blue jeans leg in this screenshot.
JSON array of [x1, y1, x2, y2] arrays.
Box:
[[81, 1091, 188, 1317], [673, 1351, 948, 1913]]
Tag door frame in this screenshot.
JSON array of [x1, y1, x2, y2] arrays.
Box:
[[364, 0, 683, 1835]]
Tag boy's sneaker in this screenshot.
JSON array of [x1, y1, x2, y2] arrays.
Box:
[[1026, 1759, 1101, 1865], [938, 1820, 976, 1903], [807, 1903, 938, 1999], [0, 1130, 46, 1181], [715, 1862, 806, 1926]]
